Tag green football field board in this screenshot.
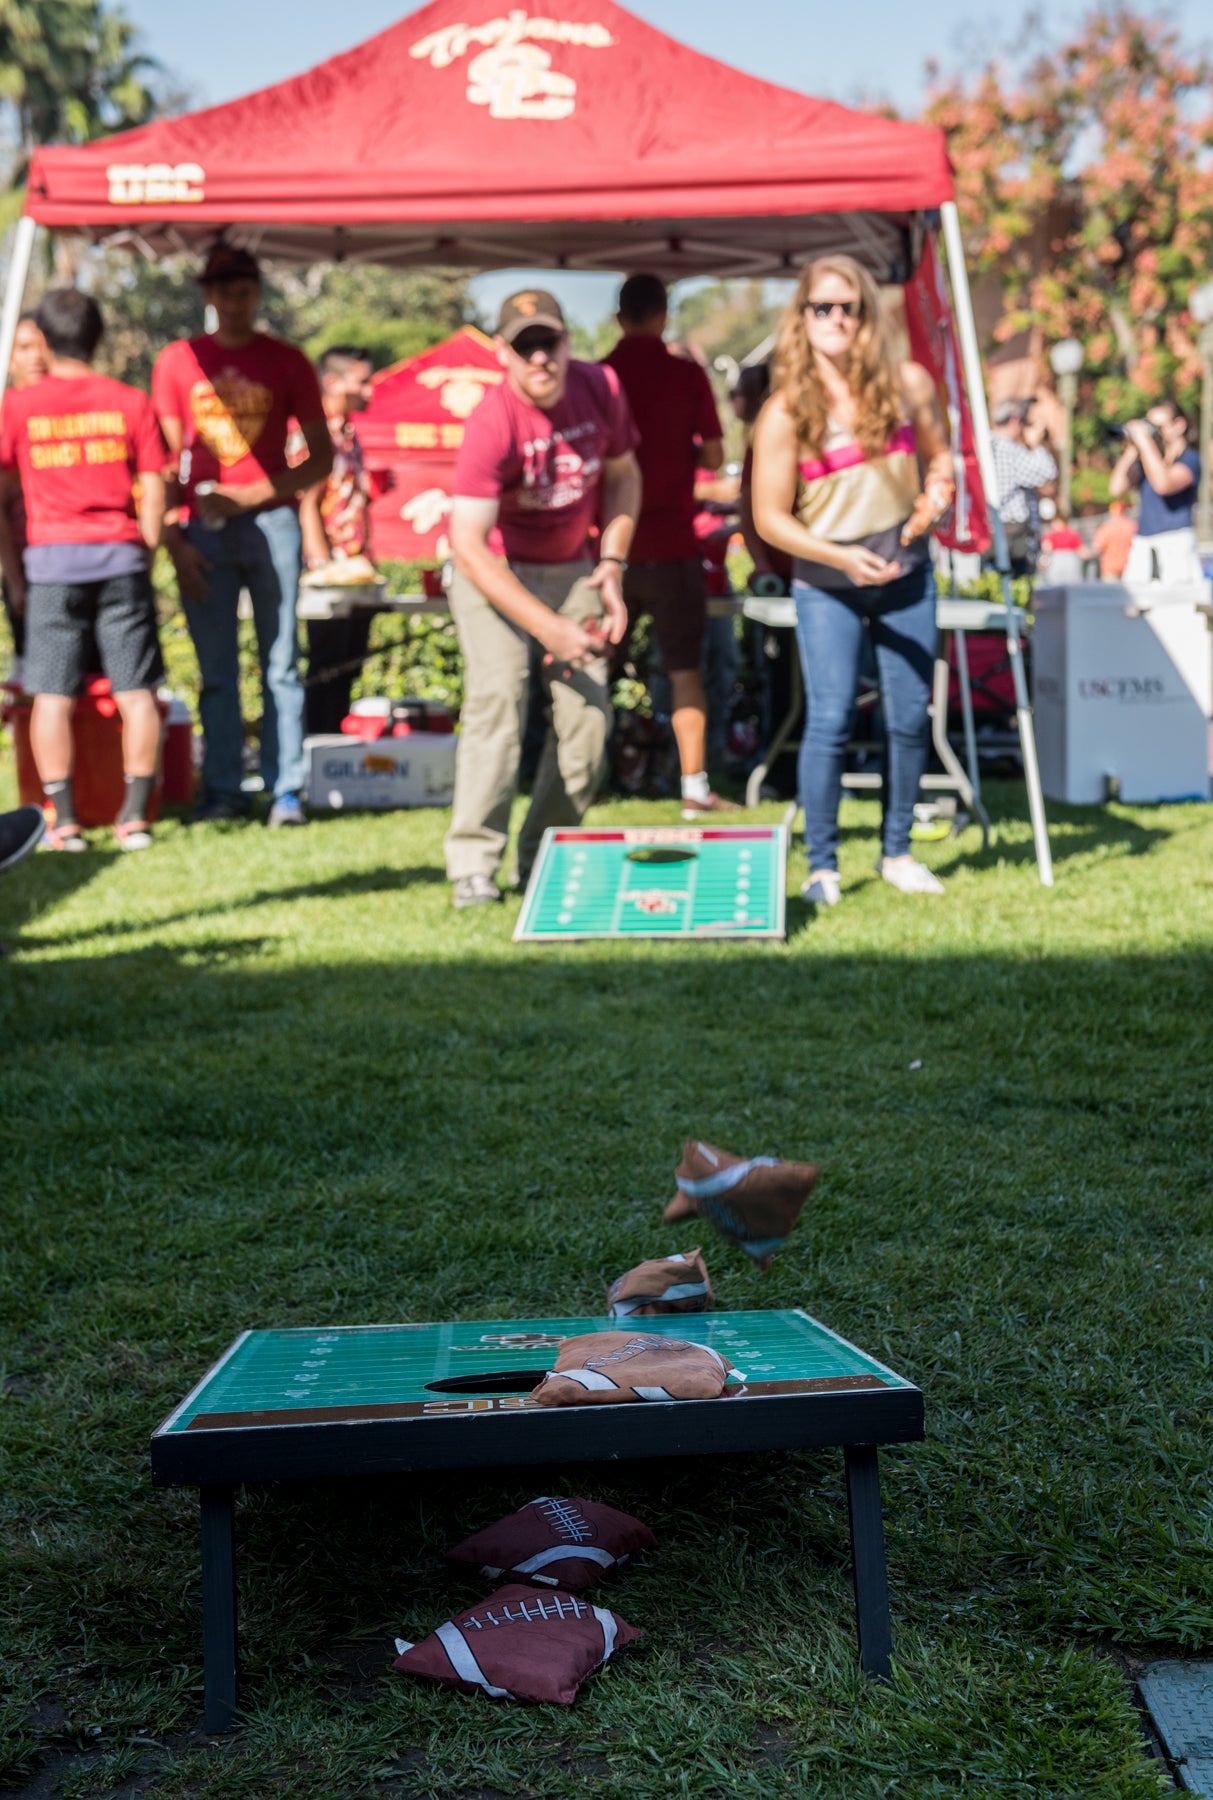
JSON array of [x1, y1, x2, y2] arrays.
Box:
[[513, 825, 786, 942], [156, 1311, 913, 1435]]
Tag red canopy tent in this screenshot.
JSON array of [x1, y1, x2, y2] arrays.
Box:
[[358, 327, 502, 560], [25, 0, 951, 274], [4, 0, 1051, 882]]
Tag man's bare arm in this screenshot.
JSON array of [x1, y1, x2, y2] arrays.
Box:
[[588, 449, 640, 643], [137, 471, 166, 557], [208, 417, 334, 515], [697, 436, 725, 472], [450, 496, 604, 667]]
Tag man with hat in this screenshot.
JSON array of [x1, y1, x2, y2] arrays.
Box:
[[152, 245, 332, 824], [445, 288, 641, 908]]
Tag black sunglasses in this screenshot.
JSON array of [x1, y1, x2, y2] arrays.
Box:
[[806, 300, 861, 320], [512, 329, 564, 359]]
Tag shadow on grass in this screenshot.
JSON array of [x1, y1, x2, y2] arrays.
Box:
[[4, 864, 447, 951], [828, 800, 1175, 869]]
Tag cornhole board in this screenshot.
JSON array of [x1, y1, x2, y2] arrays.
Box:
[[513, 824, 786, 942], [152, 1309, 923, 1729]]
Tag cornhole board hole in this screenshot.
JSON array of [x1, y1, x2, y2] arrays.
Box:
[[514, 824, 787, 942], [152, 1309, 923, 1729]]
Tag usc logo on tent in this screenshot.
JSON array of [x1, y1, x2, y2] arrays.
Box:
[[107, 163, 206, 205], [410, 13, 615, 121]]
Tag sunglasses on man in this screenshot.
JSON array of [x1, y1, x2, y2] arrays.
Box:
[[511, 329, 565, 360], [805, 300, 861, 320]]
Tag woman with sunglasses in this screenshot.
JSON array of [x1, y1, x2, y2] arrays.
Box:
[[752, 255, 954, 902]]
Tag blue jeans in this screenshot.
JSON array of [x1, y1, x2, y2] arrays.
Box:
[[182, 508, 306, 803], [793, 564, 937, 870]]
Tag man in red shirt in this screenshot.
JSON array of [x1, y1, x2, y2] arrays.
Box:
[[446, 289, 641, 907], [153, 246, 332, 825], [603, 274, 734, 816], [0, 290, 166, 851], [298, 344, 376, 737]]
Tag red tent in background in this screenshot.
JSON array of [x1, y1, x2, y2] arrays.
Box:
[[359, 327, 502, 561], [25, 0, 951, 275]]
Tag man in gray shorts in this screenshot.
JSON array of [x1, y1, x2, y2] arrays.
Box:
[[445, 289, 641, 907], [0, 290, 166, 850]]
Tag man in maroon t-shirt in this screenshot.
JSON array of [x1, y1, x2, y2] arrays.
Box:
[[603, 274, 734, 816], [446, 289, 641, 907], [153, 246, 332, 826]]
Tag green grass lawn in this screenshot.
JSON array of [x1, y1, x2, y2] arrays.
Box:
[[1, 770, 1209, 1799]]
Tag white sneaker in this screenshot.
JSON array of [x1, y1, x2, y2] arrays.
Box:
[[877, 857, 945, 896], [801, 870, 842, 906]]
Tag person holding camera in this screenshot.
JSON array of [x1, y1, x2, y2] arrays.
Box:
[[1108, 401, 1202, 585]]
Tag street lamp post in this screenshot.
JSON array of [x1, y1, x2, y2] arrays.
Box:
[[1049, 338, 1083, 517], [1190, 281, 1213, 550]]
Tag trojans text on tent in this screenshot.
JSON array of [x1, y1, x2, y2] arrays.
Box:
[[409, 11, 616, 120]]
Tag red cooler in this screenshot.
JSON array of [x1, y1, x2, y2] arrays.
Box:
[[1, 677, 170, 827]]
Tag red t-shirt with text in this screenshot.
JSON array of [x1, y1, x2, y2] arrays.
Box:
[[453, 361, 637, 563], [151, 332, 324, 514], [0, 372, 167, 545], [602, 336, 722, 560]]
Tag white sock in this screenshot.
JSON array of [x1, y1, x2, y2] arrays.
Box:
[[681, 770, 711, 802]]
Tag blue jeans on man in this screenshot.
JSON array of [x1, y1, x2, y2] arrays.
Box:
[[182, 507, 306, 805], [792, 564, 937, 871]]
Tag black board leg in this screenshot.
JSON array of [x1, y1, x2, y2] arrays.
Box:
[[200, 1485, 238, 1731], [844, 1445, 892, 1679]]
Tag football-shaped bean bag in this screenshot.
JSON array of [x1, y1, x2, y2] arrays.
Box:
[[393, 1584, 642, 1704], [530, 1331, 735, 1406], [663, 1139, 820, 1268], [607, 1248, 711, 1318], [447, 1496, 655, 1590]]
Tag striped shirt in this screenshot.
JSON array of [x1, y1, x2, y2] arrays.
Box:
[[793, 417, 926, 591], [989, 434, 1057, 528]]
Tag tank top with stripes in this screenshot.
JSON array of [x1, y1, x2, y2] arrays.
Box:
[[793, 415, 926, 592]]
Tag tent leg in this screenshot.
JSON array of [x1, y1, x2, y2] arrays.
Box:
[[0, 216, 37, 391], [939, 201, 1054, 888]]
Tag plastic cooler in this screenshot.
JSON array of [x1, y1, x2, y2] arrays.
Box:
[[1, 678, 187, 826], [1032, 582, 1212, 804]]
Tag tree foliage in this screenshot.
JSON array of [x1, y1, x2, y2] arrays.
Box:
[[91, 257, 472, 389], [924, 7, 1213, 455], [0, 0, 160, 167]]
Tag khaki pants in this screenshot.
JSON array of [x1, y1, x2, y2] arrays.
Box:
[[444, 559, 612, 883]]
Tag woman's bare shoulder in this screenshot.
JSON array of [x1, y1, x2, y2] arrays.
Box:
[[900, 360, 936, 404], [755, 390, 795, 437]]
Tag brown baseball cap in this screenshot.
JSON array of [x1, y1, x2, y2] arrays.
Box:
[[495, 288, 566, 344], [198, 244, 261, 286]]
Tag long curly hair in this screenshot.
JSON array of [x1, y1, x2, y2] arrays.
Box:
[[772, 255, 903, 463]]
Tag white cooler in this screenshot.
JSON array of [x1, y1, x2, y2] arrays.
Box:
[[303, 732, 456, 811], [1032, 582, 1212, 804]]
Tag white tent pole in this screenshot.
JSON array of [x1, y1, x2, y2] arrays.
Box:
[[0, 215, 37, 394], [939, 199, 1054, 888]]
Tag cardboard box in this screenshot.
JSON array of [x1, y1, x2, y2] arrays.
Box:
[[1032, 582, 1212, 804], [303, 732, 456, 811]]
